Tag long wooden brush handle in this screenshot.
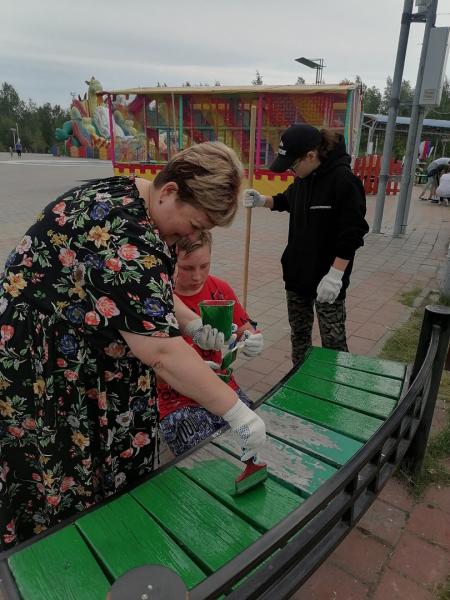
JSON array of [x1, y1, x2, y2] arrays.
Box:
[[243, 105, 257, 311]]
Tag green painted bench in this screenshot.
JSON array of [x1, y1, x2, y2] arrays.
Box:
[[1, 306, 449, 600]]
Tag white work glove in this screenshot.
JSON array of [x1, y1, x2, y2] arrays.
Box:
[[204, 360, 221, 370], [184, 318, 224, 350], [222, 399, 266, 461], [243, 188, 266, 208], [316, 267, 344, 304], [242, 331, 264, 357]]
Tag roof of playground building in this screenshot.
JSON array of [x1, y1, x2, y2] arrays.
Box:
[[100, 84, 358, 96], [365, 113, 450, 130]]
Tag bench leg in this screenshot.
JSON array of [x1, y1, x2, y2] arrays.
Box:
[[402, 305, 450, 475]]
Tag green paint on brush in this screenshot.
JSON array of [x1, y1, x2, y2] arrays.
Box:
[[234, 460, 268, 495]]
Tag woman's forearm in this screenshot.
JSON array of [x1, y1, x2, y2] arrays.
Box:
[[173, 294, 201, 333], [120, 330, 237, 416], [152, 340, 238, 415]]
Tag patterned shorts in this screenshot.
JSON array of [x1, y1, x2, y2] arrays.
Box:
[[159, 388, 252, 456]]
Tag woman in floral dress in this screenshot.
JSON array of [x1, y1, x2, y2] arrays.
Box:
[[0, 141, 266, 549]]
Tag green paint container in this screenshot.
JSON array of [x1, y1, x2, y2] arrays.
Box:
[[199, 299, 235, 340], [218, 367, 233, 383]]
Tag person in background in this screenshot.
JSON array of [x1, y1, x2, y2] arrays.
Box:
[[158, 231, 264, 456], [14, 141, 22, 158], [243, 124, 368, 366], [419, 157, 450, 202], [435, 165, 450, 206], [0, 142, 266, 549]]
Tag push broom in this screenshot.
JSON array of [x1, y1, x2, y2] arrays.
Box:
[[235, 103, 267, 495]]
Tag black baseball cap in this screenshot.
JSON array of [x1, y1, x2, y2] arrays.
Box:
[[270, 124, 322, 172]]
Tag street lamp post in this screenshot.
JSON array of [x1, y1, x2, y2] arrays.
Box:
[[295, 57, 325, 84]]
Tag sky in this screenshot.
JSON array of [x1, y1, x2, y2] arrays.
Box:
[[2, 0, 450, 108]]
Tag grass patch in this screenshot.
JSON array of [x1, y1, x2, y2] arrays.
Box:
[[398, 285, 423, 307], [436, 578, 450, 600], [378, 295, 450, 498]]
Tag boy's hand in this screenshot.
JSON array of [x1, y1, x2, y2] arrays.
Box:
[[242, 331, 264, 357]]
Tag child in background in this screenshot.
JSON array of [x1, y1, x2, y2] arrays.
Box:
[[158, 231, 264, 456]]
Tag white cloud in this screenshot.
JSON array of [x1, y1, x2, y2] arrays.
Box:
[[1, 0, 450, 106]]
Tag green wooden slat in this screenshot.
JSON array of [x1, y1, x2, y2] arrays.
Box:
[[177, 445, 304, 531], [308, 347, 406, 380], [286, 372, 396, 418], [266, 387, 384, 442], [8, 525, 109, 600], [292, 359, 403, 399], [131, 467, 260, 573], [257, 404, 362, 467], [215, 431, 337, 497], [76, 493, 205, 589]]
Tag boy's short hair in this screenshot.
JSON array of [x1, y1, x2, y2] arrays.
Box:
[[177, 231, 212, 256], [153, 141, 242, 227]]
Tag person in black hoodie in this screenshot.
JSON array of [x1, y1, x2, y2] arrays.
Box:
[[243, 124, 369, 366]]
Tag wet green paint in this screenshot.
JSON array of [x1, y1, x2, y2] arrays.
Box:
[[285, 372, 396, 418], [131, 467, 260, 573], [309, 347, 406, 380], [76, 493, 205, 589], [8, 525, 109, 600], [178, 445, 304, 531], [215, 431, 337, 497], [257, 404, 362, 467], [266, 387, 384, 442], [294, 359, 403, 399]]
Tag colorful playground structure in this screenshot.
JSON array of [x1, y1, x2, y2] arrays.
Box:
[[55, 81, 363, 195], [54, 77, 145, 161], [98, 83, 363, 196]]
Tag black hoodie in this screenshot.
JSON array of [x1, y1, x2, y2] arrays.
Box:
[[271, 137, 369, 299]]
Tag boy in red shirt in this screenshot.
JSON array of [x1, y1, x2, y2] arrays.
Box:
[[158, 231, 264, 456]]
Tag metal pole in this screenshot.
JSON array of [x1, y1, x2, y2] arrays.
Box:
[[441, 243, 450, 298], [372, 0, 414, 233], [393, 0, 438, 236], [398, 106, 427, 233]]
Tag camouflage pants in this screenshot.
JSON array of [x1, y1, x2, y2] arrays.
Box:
[[286, 290, 348, 366]]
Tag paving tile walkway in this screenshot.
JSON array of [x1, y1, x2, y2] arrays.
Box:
[[1, 153, 449, 598]]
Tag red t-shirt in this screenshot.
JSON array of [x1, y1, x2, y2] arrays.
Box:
[[157, 275, 250, 419]]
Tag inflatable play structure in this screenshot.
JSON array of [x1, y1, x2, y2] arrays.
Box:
[[54, 77, 145, 160], [100, 83, 363, 195]]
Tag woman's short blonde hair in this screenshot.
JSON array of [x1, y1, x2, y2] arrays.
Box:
[[153, 141, 243, 226]]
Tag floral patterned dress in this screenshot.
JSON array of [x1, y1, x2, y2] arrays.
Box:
[[0, 176, 180, 549]]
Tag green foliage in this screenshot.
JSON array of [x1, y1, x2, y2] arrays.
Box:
[[398, 286, 423, 307], [0, 82, 69, 153], [252, 70, 263, 85]]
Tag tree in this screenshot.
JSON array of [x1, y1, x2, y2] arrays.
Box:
[[252, 70, 263, 85], [0, 81, 69, 152], [364, 86, 382, 114], [380, 76, 393, 114], [295, 76, 305, 85]]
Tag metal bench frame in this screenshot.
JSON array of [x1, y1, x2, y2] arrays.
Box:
[[1, 305, 449, 600], [188, 305, 450, 600]]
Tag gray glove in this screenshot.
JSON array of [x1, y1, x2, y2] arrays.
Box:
[[222, 399, 266, 461], [184, 318, 225, 350], [243, 188, 266, 208]]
